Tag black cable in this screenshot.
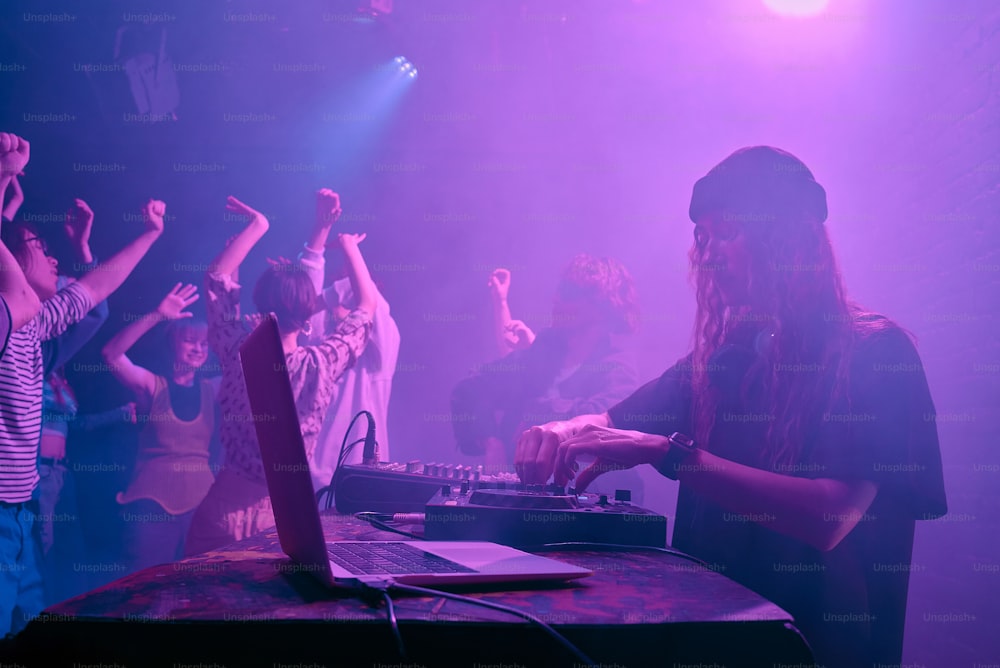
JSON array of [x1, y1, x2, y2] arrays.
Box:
[[379, 588, 406, 658], [355, 582, 408, 658], [353, 512, 424, 540], [383, 581, 599, 668], [337, 437, 367, 470], [323, 437, 367, 510], [337, 411, 375, 468], [324, 409, 377, 511]]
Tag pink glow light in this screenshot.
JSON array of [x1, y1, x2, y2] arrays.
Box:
[[762, 0, 830, 17]]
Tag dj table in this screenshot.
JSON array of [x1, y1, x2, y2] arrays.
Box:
[[2, 514, 816, 668]]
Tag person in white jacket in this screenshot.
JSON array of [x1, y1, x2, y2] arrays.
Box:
[[298, 190, 401, 494]]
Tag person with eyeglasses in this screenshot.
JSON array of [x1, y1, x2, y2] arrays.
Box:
[[0, 132, 167, 636]]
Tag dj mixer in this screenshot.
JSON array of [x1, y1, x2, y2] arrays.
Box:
[[334, 460, 667, 548]]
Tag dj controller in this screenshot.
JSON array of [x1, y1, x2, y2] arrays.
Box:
[[334, 460, 667, 548]]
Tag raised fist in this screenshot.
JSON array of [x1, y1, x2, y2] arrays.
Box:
[[0, 133, 30, 176], [316, 188, 343, 227], [142, 199, 167, 233], [488, 268, 511, 302], [65, 199, 95, 249]]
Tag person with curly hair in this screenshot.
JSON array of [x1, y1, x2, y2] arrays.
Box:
[[452, 253, 639, 473], [515, 146, 947, 668]]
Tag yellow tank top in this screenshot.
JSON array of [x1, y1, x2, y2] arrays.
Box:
[[117, 376, 216, 514]]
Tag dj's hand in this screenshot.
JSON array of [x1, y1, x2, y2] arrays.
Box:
[[554, 425, 671, 490], [516, 414, 610, 484]]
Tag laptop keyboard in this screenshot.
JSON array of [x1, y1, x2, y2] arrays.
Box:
[[327, 542, 477, 576]]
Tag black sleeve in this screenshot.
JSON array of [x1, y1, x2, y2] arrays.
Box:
[[450, 349, 535, 456], [0, 297, 11, 358], [563, 348, 639, 417], [607, 355, 693, 437], [809, 326, 947, 520]]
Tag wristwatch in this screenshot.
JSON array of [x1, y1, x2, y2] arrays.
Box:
[[657, 432, 698, 480]]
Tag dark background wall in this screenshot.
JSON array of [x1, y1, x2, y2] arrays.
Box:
[[2, 0, 997, 665]]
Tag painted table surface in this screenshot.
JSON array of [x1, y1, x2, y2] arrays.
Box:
[[45, 514, 791, 627]]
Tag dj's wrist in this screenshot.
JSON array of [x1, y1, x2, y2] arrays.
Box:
[[656, 432, 698, 481]]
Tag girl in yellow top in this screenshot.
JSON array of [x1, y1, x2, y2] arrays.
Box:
[[102, 284, 217, 572]]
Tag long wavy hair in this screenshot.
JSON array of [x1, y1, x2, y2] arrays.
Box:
[[687, 213, 887, 470]]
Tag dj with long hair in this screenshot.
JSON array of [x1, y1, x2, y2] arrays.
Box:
[[184, 192, 376, 555], [515, 146, 948, 668]]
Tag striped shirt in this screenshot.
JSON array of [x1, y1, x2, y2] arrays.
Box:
[[0, 282, 95, 502]]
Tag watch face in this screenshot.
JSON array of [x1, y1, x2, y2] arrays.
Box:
[[671, 433, 696, 449]]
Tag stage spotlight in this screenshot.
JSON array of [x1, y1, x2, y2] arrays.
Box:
[[762, 0, 829, 17], [394, 56, 417, 78]]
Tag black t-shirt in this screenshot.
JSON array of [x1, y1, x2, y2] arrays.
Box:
[[607, 318, 947, 668], [167, 379, 202, 422]]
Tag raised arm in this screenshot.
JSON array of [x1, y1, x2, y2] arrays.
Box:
[[310, 188, 341, 254], [65, 198, 95, 265], [298, 189, 344, 342], [488, 268, 535, 356], [103, 283, 200, 401], [335, 232, 376, 316], [2, 174, 24, 223], [0, 135, 40, 328], [76, 199, 164, 304], [41, 199, 105, 372], [208, 196, 269, 278], [0, 238, 41, 331], [488, 268, 514, 355], [0, 133, 30, 224]]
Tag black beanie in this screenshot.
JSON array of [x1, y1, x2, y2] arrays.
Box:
[[689, 146, 828, 225]]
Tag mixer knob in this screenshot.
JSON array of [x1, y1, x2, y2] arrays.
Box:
[[405, 460, 421, 474], [599, 494, 609, 506], [442, 465, 453, 478], [460, 481, 470, 495], [426, 463, 438, 476], [441, 484, 451, 497], [473, 466, 483, 481]]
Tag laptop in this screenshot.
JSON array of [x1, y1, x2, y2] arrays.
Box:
[[238, 313, 593, 589]]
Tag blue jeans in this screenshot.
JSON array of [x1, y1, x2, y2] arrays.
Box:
[[120, 499, 194, 573], [36, 461, 90, 605], [0, 502, 44, 638]]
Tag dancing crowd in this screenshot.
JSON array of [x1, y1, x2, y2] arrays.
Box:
[[0, 132, 947, 668]]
